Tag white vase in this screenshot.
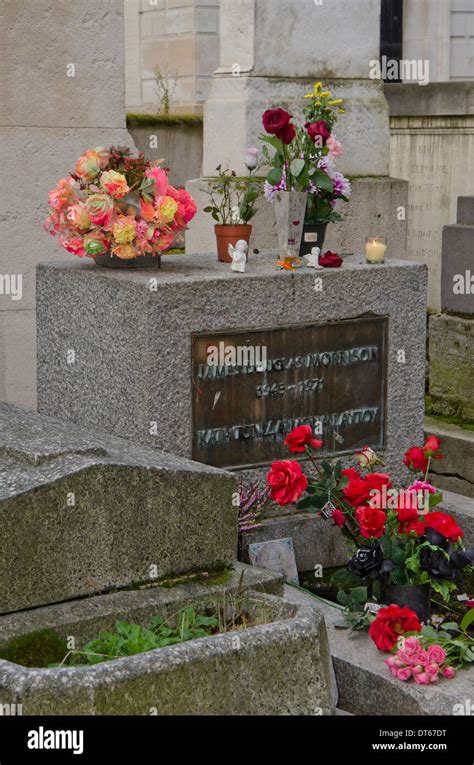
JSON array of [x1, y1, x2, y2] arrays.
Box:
[[274, 191, 308, 258]]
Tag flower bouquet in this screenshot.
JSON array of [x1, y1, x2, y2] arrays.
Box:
[[266, 428, 473, 622], [260, 81, 351, 257], [44, 146, 196, 268]]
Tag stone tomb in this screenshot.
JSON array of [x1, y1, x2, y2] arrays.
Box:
[[37, 253, 427, 484]]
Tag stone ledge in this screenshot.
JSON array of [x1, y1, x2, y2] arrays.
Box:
[[386, 82, 474, 117], [425, 417, 474, 500]]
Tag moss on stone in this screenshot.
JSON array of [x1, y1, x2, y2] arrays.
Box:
[[127, 113, 203, 127], [0, 629, 68, 668], [424, 407, 474, 433]]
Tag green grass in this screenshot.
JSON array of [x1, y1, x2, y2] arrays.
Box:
[[0, 630, 68, 668]]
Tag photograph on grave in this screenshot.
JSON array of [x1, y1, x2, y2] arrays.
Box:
[[0, 0, 473, 741]]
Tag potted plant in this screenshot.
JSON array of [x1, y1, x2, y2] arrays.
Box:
[[44, 146, 197, 268], [266, 430, 473, 622], [260, 82, 351, 258], [203, 151, 262, 263]]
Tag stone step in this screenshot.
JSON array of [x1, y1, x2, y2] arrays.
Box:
[[283, 585, 474, 716], [425, 417, 474, 500], [0, 404, 236, 615], [441, 225, 474, 314], [457, 196, 474, 225], [428, 313, 474, 421]]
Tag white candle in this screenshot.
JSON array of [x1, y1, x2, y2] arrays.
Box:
[[365, 237, 387, 263]]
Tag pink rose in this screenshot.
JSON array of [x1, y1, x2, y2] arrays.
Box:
[[403, 636, 422, 655], [442, 666, 456, 679], [411, 665, 423, 675], [414, 672, 429, 685], [396, 667, 412, 681], [85, 194, 114, 226], [425, 662, 440, 677], [427, 644, 446, 664], [67, 203, 91, 231], [100, 170, 129, 199], [412, 650, 429, 666], [146, 166, 168, 196], [326, 134, 343, 157]]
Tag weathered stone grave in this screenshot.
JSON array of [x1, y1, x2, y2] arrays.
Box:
[[0, 403, 334, 715], [36, 253, 427, 572]]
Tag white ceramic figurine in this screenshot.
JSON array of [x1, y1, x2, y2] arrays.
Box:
[[304, 246, 322, 268], [228, 239, 248, 273]]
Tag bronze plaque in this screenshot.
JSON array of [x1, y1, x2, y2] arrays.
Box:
[[192, 317, 387, 469]]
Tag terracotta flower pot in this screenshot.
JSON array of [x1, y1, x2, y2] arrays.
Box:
[[214, 224, 252, 263]]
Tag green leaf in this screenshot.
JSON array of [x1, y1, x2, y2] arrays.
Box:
[[290, 158, 305, 177], [351, 586, 368, 605], [337, 591, 350, 606], [267, 167, 283, 186], [460, 608, 474, 632], [296, 495, 318, 510], [421, 625, 438, 638], [312, 169, 334, 192], [441, 622, 461, 632], [429, 491, 443, 509], [260, 134, 283, 151]]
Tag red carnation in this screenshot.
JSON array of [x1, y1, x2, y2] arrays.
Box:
[[369, 605, 422, 652], [267, 460, 308, 506], [305, 120, 331, 144], [319, 250, 343, 268], [404, 446, 428, 473], [355, 505, 386, 539], [424, 511, 463, 542], [284, 425, 323, 453]]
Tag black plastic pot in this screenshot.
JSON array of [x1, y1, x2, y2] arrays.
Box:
[[381, 582, 431, 622], [299, 222, 329, 257]]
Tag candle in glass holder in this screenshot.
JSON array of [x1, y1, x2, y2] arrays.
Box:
[[365, 237, 387, 263]]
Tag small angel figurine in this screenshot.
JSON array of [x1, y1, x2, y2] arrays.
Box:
[[304, 246, 322, 269], [228, 239, 248, 273]]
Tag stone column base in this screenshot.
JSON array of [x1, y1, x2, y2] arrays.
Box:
[[186, 176, 408, 257]]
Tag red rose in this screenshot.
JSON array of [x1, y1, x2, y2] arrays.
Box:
[[262, 108, 291, 135], [278, 122, 296, 144], [366, 472, 392, 494], [332, 508, 346, 528], [267, 460, 308, 506], [305, 120, 331, 144], [355, 505, 386, 539], [424, 435, 442, 459], [424, 511, 463, 542], [404, 446, 428, 473], [396, 502, 425, 536], [342, 467, 361, 482], [319, 250, 343, 268], [284, 425, 323, 453], [369, 605, 422, 652], [343, 477, 371, 506]]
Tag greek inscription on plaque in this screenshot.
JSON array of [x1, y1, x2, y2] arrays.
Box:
[[192, 318, 387, 469]]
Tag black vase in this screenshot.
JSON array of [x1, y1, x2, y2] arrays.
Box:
[[299, 222, 328, 257], [381, 582, 431, 622], [94, 253, 162, 269]]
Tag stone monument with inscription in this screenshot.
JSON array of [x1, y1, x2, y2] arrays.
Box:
[[186, 0, 408, 257], [37, 253, 427, 485]]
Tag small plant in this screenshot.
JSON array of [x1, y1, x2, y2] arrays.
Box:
[[237, 479, 269, 533], [154, 68, 177, 116], [203, 154, 263, 225]]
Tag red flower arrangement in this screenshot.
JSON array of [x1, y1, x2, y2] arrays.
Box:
[[266, 430, 473, 602], [368, 604, 422, 652]]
